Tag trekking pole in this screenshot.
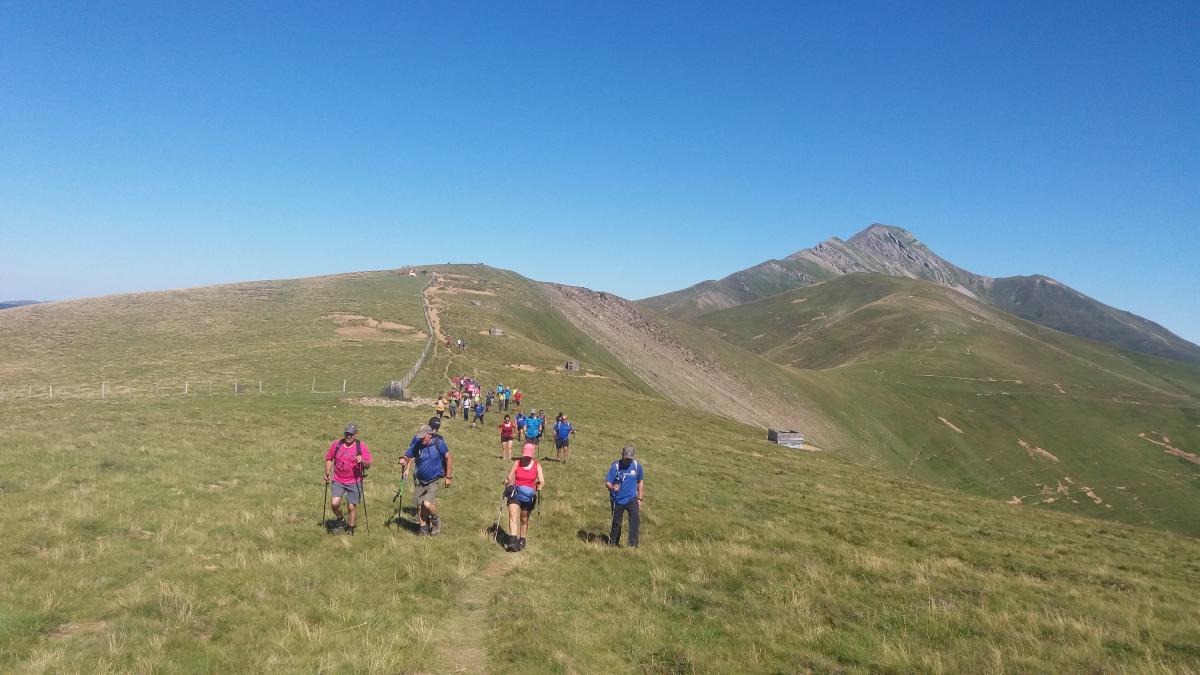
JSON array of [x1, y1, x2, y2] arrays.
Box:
[[321, 476, 330, 528], [536, 488, 544, 527], [356, 448, 368, 535], [492, 488, 509, 533], [359, 473, 368, 535]]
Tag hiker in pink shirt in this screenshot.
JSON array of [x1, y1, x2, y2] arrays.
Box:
[[324, 424, 372, 534]]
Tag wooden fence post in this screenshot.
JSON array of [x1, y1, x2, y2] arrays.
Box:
[[311, 378, 316, 393], [49, 385, 53, 399], [185, 381, 189, 395], [342, 379, 347, 393]]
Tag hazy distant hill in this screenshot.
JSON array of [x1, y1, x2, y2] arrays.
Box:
[[0, 300, 41, 310], [640, 224, 1200, 364]]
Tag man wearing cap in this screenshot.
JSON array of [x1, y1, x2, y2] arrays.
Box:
[[324, 424, 373, 534], [400, 423, 453, 535], [605, 445, 645, 548], [553, 412, 575, 463]]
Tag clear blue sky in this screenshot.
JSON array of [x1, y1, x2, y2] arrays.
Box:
[[2, 2, 1197, 342]]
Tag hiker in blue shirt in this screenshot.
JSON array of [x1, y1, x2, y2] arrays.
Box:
[[553, 413, 575, 463], [472, 400, 486, 429], [605, 445, 644, 548], [515, 412, 526, 441], [524, 412, 543, 446], [399, 423, 453, 536]]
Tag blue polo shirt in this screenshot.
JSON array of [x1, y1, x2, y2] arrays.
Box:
[[606, 459, 643, 505], [405, 434, 450, 483]]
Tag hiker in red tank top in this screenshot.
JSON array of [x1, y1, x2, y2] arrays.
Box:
[[502, 443, 544, 552], [498, 415, 516, 461]]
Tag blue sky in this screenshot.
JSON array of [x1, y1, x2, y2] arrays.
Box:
[[2, 2, 1197, 342]]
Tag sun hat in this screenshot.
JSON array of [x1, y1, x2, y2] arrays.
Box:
[[344, 424, 358, 435], [417, 424, 433, 436], [621, 445, 635, 459]]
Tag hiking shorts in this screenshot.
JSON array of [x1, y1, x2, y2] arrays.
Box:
[[331, 481, 361, 504], [508, 494, 538, 512], [413, 479, 441, 508], [555, 438, 569, 450]]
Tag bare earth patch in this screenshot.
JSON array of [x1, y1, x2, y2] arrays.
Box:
[[1138, 433, 1200, 465], [790, 297, 808, 304], [1054, 383, 1067, 394], [346, 396, 435, 408], [1007, 496, 1023, 504], [937, 416, 964, 434], [50, 620, 109, 640], [1018, 439, 1060, 463], [508, 363, 539, 372]]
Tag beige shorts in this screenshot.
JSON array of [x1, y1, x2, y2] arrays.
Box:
[[413, 478, 441, 507]]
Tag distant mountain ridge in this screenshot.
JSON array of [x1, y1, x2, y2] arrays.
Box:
[[0, 300, 41, 310], [640, 224, 1200, 364]]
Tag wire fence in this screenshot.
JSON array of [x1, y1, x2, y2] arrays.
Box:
[[387, 273, 438, 397], [0, 378, 399, 402]]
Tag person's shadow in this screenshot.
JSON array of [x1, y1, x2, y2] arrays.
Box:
[[577, 529, 610, 545], [385, 506, 422, 534]]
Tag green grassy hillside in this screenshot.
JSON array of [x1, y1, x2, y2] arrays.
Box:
[[690, 274, 1200, 536], [2, 267, 1198, 673], [0, 272, 430, 397]]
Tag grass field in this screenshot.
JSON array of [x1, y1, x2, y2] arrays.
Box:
[[2, 266, 1199, 673]]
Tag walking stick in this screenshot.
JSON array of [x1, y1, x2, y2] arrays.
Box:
[[356, 449, 368, 535], [321, 476, 330, 528]]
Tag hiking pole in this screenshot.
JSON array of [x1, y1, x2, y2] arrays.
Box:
[[491, 488, 509, 533], [358, 473, 368, 535], [356, 447, 368, 535], [321, 476, 330, 528]]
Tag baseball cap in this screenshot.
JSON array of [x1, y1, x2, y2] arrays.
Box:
[[428, 416, 442, 430], [417, 424, 433, 436], [522, 443, 536, 458], [344, 424, 358, 435], [621, 445, 635, 459]]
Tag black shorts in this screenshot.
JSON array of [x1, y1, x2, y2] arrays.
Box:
[[555, 438, 569, 450], [507, 494, 538, 512]]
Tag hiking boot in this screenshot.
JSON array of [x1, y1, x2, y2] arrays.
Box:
[[347, 525, 356, 536], [430, 517, 441, 536], [505, 534, 518, 552], [518, 537, 527, 551], [417, 524, 430, 536]]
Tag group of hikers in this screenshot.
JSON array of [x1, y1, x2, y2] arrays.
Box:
[[434, 376, 522, 424], [322, 383, 643, 551]]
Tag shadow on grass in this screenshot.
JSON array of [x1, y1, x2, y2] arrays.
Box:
[[385, 506, 422, 534], [576, 529, 610, 545]]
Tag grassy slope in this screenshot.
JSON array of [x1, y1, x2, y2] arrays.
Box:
[[0, 272, 430, 395], [2, 268, 1199, 673], [690, 274, 1200, 537]]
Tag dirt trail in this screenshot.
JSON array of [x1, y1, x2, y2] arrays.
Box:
[[1138, 433, 1200, 465], [1018, 439, 1060, 463], [937, 416, 964, 434], [540, 283, 833, 439], [432, 555, 521, 673]]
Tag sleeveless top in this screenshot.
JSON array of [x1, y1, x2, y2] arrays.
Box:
[[513, 459, 539, 488]]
